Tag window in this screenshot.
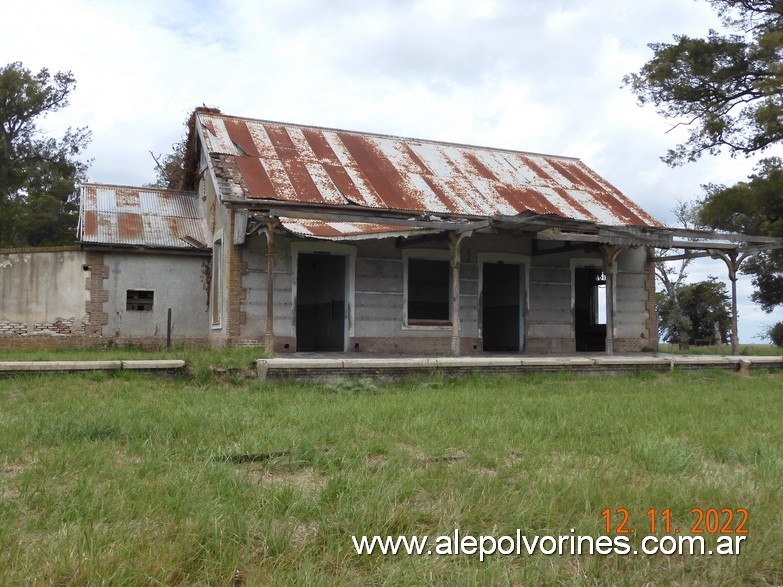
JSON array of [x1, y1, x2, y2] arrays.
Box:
[[126, 290, 154, 311], [407, 257, 450, 324], [211, 239, 222, 327]]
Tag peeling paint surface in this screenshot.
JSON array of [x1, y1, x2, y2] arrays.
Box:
[[279, 217, 426, 240], [79, 185, 210, 249], [198, 113, 662, 227]]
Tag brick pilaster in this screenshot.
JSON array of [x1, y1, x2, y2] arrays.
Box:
[[225, 212, 248, 340], [84, 251, 109, 336]]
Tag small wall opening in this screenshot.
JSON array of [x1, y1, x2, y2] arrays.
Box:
[[482, 262, 521, 351], [126, 290, 154, 311], [574, 266, 606, 352], [296, 253, 346, 352]]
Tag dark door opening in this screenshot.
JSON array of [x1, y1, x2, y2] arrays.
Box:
[[296, 253, 346, 352], [574, 266, 606, 352], [482, 262, 521, 352]]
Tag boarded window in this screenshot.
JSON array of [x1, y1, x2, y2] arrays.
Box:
[[126, 290, 154, 311], [407, 258, 450, 323]]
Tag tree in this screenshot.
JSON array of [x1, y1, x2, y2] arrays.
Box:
[[698, 157, 783, 310], [655, 202, 699, 346], [150, 136, 186, 190], [0, 61, 90, 247], [768, 321, 783, 346], [624, 1, 783, 165], [658, 277, 733, 345], [149, 106, 220, 190]]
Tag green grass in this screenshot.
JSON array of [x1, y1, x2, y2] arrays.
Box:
[[1, 369, 782, 585]]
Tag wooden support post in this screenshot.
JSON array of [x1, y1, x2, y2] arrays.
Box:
[[264, 219, 277, 355], [601, 245, 625, 356], [709, 249, 748, 356], [449, 231, 471, 356]]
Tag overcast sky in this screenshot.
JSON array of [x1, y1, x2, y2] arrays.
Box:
[[3, 0, 780, 342]]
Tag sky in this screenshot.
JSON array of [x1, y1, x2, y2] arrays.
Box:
[[3, 0, 781, 343]]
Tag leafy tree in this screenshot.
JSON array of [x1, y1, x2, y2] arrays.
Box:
[[0, 61, 90, 247], [658, 277, 733, 346], [655, 202, 699, 345], [768, 321, 783, 346], [627, 1, 783, 320], [150, 136, 186, 190], [149, 107, 220, 190], [698, 157, 783, 310], [625, 1, 783, 165]]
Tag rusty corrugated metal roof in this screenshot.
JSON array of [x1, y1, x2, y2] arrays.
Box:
[[78, 184, 209, 249], [279, 217, 429, 240], [198, 113, 662, 228]]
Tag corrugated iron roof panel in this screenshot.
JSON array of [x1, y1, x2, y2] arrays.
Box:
[[279, 217, 427, 240], [198, 113, 662, 228], [79, 184, 209, 249]]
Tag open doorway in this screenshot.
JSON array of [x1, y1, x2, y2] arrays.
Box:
[[574, 266, 606, 351], [482, 262, 522, 352], [296, 253, 346, 351]]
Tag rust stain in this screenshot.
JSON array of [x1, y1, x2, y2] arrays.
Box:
[[301, 128, 339, 162], [519, 156, 553, 182], [495, 185, 562, 217], [117, 213, 144, 240], [463, 152, 498, 182], [400, 144, 431, 175], [338, 133, 423, 211], [202, 119, 218, 137], [236, 157, 278, 199], [83, 210, 97, 237], [266, 125, 324, 203], [301, 128, 366, 204], [196, 113, 663, 228], [225, 120, 261, 157], [115, 189, 140, 208], [322, 164, 369, 205], [419, 174, 459, 213], [547, 160, 581, 187], [552, 187, 597, 222]]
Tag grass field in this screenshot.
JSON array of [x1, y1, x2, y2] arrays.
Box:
[[0, 359, 781, 585]]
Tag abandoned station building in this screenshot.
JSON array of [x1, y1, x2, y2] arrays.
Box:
[[1, 108, 672, 354]]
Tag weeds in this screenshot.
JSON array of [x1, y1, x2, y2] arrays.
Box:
[[0, 369, 781, 584]]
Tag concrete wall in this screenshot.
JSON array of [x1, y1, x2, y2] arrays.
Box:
[[104, 253, 210, 339], [0, 248, 89, 336]]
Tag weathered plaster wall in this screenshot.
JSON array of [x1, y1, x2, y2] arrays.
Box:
[[236, 229, 654, 354], [615, 247, 652, 345], [0, 248, 88, 336], [103, 254, 210, 339]]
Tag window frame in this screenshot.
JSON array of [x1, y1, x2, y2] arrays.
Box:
[[402, 250, 452, 330], [126, 289, 154, 312], [210, 234, 223, 329]]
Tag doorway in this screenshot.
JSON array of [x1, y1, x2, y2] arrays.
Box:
[[574, 266, 606, 352], [482, 262, 522, 352], [296, 253, 346, 351]]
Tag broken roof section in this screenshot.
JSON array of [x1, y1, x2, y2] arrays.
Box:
[[196, 112, 662, 228], [78, 184, 209, 250], [278, 217, 432, 241]]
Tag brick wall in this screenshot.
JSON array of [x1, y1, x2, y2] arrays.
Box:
[[84, 252, 109, 336], [525, 337, 576, 353], [225, 212, 248, 341]]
